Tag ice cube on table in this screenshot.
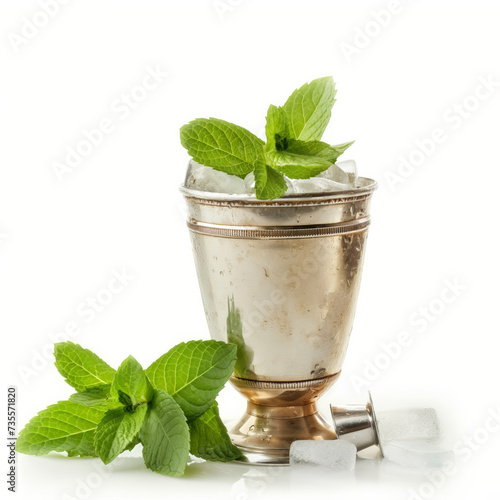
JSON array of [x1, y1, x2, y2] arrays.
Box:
[[383, 440, 454, 469], [377, 408, 441, 444], [290, 440, 357, 471], [184, 160, 247, 195], [288, 177, 349, 194]]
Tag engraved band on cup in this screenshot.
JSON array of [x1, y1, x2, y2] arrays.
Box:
[[186, 217, 370, 240]]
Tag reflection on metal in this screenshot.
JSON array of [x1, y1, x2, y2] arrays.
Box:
[[227, 296, 255, 379]]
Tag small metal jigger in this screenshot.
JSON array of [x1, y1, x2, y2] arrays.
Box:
[[330, 392, 384, 457]]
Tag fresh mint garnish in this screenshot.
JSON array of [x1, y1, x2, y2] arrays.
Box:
[[140, 389, 190, 477], [17, 340, 239, 477], [189, 401, 242, 462], [180, 76, 352, 200], [145, 340, 237, 421]]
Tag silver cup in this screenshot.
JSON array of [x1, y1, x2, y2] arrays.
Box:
[[181, 177, 377, 464]]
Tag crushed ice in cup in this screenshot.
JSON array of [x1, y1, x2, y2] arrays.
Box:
[[383, 440, 454, 469], [318, 160, 357, 187], [377, 408, 441, 444], [244, 171, 255, 192], [288, 177, 348, 194], [337, 160, 358, 186], [318, 164, 349, 184], [290, 440, 357, 471], [184, 160, 247, 195], [184, 159, 359, 196]]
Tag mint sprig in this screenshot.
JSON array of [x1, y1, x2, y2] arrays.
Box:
[[16, 340, 239, 477], [180, 76, 353, 200]]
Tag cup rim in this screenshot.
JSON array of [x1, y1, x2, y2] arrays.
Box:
[[180, 176, 377, 204]]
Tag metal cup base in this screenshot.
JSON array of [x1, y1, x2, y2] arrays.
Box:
[[229, 374, 339, 464]]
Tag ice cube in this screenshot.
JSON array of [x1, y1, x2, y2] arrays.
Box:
[[289, 440, 357, 471], [317, 164, 350, 184], [184, 160, 247, 195], [243, 171, 255, 193], [289, 177, 349, 194], [383, 440, 454, 469], [336, 160, 358, 187], [377, 408, 441, 444]]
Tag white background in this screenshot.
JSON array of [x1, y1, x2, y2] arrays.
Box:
[[1, 0, 499, 499]]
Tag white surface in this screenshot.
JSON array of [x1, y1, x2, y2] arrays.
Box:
[[1, 0, 500, 499], [290, 439, 357, 470]]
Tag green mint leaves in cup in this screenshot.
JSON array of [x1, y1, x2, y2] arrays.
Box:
[[180, 76, 353, 200], [16, 340, 241, 477]]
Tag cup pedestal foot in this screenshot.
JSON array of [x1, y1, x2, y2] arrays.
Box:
[[230, 402, 337, 464], [228, 375, 339, 465]]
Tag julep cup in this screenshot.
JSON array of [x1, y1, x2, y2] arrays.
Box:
[[181, 177, 377, 464]]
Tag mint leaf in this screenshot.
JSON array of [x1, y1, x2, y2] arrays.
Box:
[[282, 76, 337, 141], [16, 401, 107, 456], [54, 341, 115, 392], [94, 405, 147, 464], [146, 340, 237, 421], [69, 385, 113, 407], [111, 356, 153, 407], [67, 449, 95, 457], [265, 150, 332, 179], [254, 164, 288, 200], [180, 118, 265, 177], [264, 105, 289, 152], [140, 389, 190, 477], [189, 402, 242, 462], [125, 435, 140, 452], [286, 139, 354, 163]]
